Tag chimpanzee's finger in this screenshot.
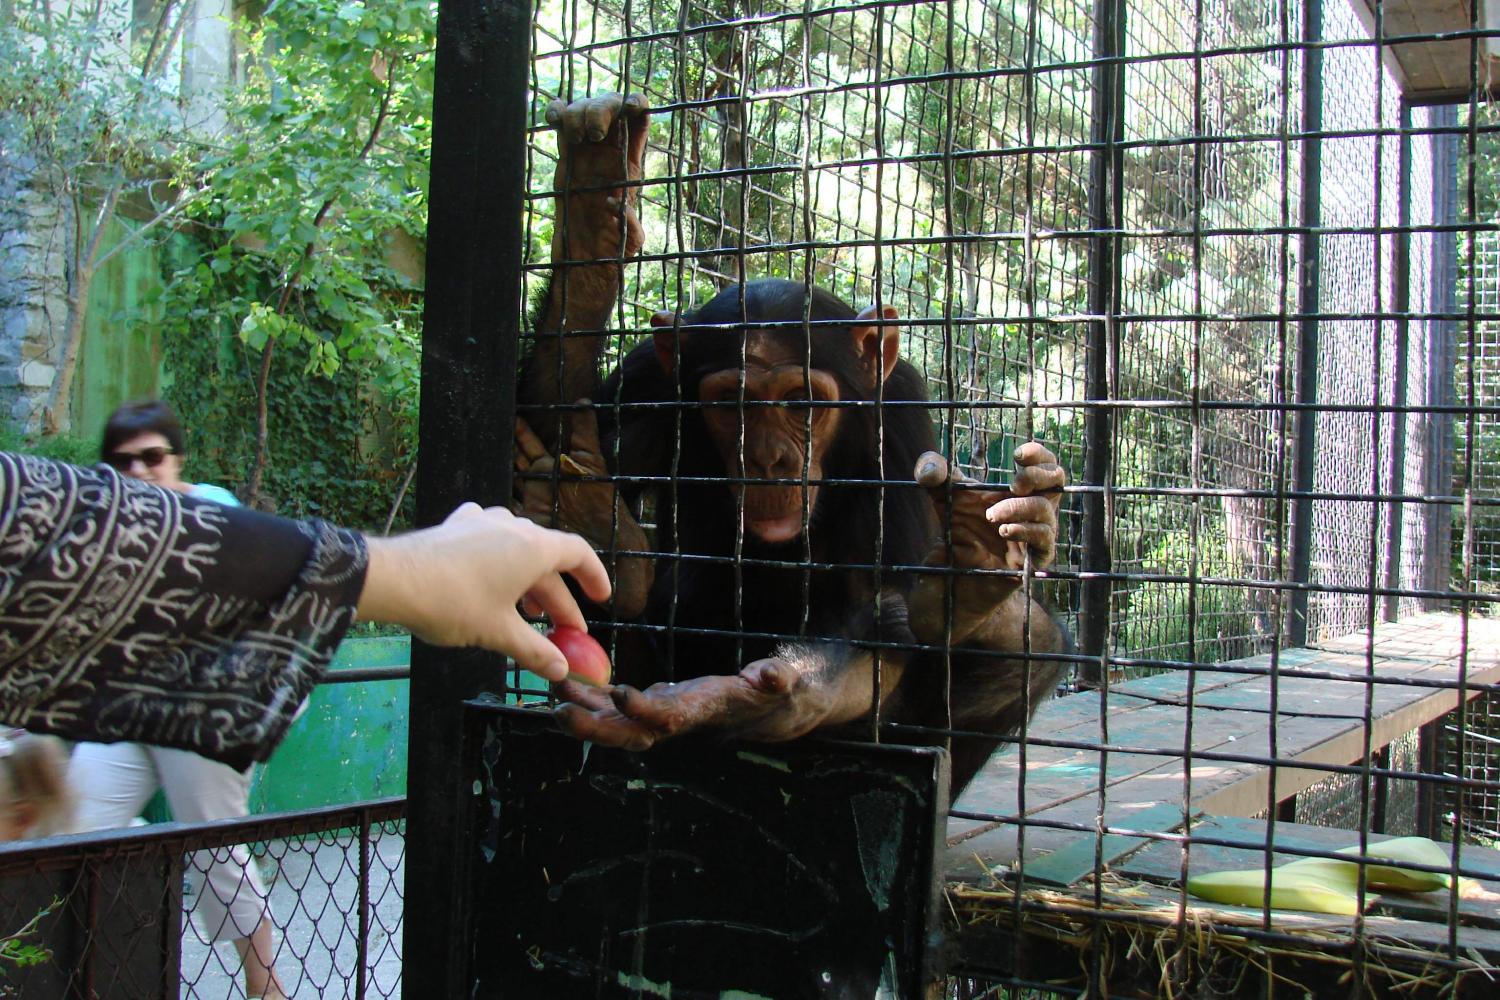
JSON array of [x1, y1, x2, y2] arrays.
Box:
[[740, 657, 800, 695], [993, 522, 1057, 557], [553, 100, 588, 146], [514, 418, 550, 467], [985, 494, 1058, 529], [608, 684, 691, 737], [551, 678, 615, 712], [581, 93, 625, 143], [914, 451, 951, 489], [555, 703, 658, 751], [516, 457, 557, 500], [566, 399, 603, 457], [1014, 442, 1059, 469], [1011, 462, 1066, 497], [623, 94, 651, 176]]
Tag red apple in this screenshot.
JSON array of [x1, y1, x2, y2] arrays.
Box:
[[545, 626, 612, 687]]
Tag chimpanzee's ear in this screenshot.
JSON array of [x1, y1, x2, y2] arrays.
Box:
[[650, 310, 679, 374], [851, 304, 901, 383]]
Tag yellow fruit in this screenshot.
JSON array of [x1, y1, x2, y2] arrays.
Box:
[[1185, 836, 1458, 914], [1335, 836, 1452, 893], [1186, 861, 1366, 915]]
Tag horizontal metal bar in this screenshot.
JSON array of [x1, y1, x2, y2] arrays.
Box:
[[528, 120, 1500, 203], [0, 797, 407, 868], [322, 666, 411, 684], [515, 468, 1500, 509], [531, 4, 1500, 91], [586, 610, 1500, 681]]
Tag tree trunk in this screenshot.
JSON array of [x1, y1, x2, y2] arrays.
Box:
[[40, 279, 92, 436], [42, 186, 116, 436]]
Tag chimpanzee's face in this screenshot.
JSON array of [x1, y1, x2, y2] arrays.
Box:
[[696, 332, 845, 545]]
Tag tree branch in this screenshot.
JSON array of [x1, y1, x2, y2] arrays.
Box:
[[92, 185, 207, 270]]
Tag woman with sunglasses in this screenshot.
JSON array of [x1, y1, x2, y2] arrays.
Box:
[[98, 399, 238, 506], [76, 400, 290, 998]]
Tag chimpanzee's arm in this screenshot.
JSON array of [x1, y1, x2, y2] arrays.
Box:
[[521, 93, 651, 449], [512, 94, 655, 615], [553, 597, 917, 747]]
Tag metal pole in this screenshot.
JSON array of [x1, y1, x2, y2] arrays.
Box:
[[1288, 0, 1323, 648], [356, 807, 371, 1000], [1079, 0, 1125, 680], [1383, 102, 1412, 623], [406, 0, 531, 992]]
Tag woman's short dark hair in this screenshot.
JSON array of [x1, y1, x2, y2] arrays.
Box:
[[100, 400, 186, 460]]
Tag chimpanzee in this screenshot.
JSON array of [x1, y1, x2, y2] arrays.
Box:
[[513, 93, 1071, 794]]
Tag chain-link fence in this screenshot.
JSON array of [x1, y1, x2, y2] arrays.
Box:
[[0, 798, 403, 999]]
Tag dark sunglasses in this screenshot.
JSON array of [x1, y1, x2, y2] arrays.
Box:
[[105, 446, 174, 471]]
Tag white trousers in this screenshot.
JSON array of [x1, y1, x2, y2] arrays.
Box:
[[67, 742, 271, 943]]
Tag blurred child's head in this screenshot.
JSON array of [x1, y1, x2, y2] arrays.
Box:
[[0, 731, 72, 840]]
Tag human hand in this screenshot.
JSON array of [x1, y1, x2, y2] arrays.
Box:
[[358, 504, 612, 682]]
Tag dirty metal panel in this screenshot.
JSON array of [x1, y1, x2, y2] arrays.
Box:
[[462, 701, 949, 999]]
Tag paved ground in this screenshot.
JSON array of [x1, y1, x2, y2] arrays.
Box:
[[178, 828, 405, 1000]]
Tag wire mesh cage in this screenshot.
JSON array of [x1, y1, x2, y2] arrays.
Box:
[[417, 0, 1500, 994]]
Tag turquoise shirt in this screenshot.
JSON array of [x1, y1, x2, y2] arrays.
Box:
[[190, 483, 241, 507]]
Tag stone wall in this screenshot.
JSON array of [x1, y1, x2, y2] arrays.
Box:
[[0, 0, 237, 435], [0, 141, 70, 432]]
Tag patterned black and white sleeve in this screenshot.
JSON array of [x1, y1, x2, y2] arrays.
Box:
[[0, 452, 369, 769]]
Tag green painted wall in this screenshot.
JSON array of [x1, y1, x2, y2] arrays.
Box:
[[139, 636, 410, 822], [249, 636, 411, 813], [69, 217, 173, 442]]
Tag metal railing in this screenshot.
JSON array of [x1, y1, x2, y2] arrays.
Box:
[[0, 797, 404, 1000]]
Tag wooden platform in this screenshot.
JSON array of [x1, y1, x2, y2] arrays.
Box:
[[946, 612, 1500, 879], [941, 612, 1500, 993]]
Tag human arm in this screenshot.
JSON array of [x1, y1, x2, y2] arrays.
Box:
[[0, 453, 608, 767]]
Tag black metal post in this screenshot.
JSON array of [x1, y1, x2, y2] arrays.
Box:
[[1288, 0, 1323, 648], [1079, 0, 1126, 680], [1372, 745, 1391, 834], [1416, 719, 1442, 838], [1383, 103, 1412, 623], [405, 0, 531, 992], [356, 808, 370, 1000]]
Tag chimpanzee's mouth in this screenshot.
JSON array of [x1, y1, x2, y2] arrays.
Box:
[[746, 513, 806, 544]]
